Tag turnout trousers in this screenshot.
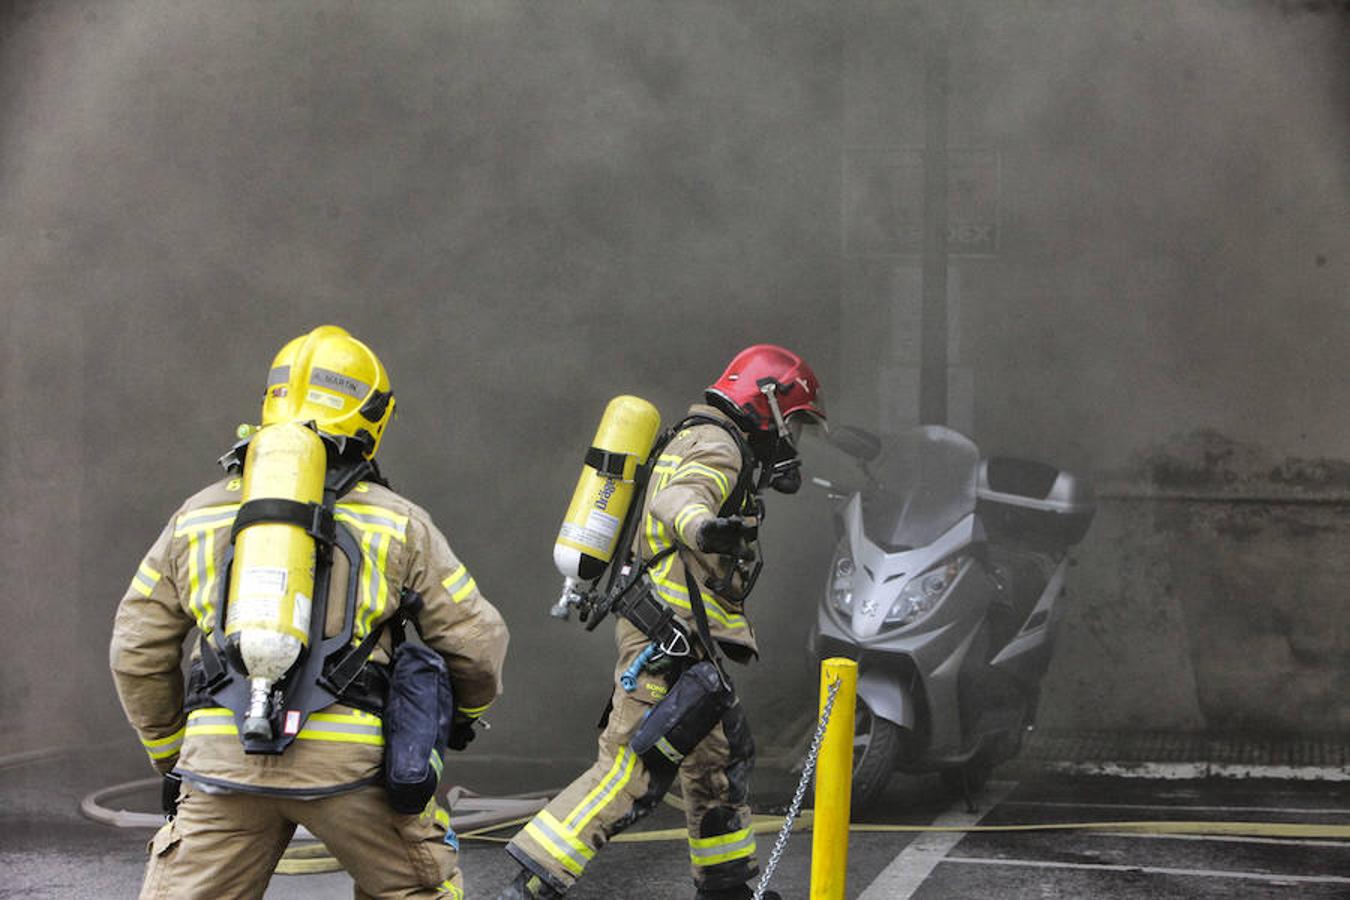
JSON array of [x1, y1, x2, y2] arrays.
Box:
[[506, 629, 757, 894], [140, 781, 463, 900]]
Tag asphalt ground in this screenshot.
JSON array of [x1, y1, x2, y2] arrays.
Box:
[[2, 742, 1347, 899]]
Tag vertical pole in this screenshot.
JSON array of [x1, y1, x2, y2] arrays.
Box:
[[920, 21, 950, 426], [809, 657, 858, 900]]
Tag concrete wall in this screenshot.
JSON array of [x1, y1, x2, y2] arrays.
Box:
[[0, 0, 844, 758], [1, 1, 1346, 761], [837, 1, 1350, 736]]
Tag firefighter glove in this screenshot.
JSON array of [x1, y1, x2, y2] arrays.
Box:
[[161, 773, 182, 818], [696, 516, 757, 560], [447, 712, 477, 751]]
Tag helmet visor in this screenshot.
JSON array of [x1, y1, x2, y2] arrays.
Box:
[[786, 408, 828, 443]]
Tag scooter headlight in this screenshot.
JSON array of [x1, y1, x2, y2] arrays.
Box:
[[829, 553, 854, 615], [885, 557, 964, 626]]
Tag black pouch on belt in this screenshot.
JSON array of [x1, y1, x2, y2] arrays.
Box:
[[382, 612, 454, 814], [628, 550, 737, 778], [629, 660, 733, 776]]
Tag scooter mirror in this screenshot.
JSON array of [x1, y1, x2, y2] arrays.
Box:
[[829, 425, 883, 462]]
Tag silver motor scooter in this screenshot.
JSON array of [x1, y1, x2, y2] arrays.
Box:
[[807, 425, 1095, 810]]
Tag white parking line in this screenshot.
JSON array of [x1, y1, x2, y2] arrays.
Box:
[[1048, 760, 1350, 782], [857, 780, 1017, 900], [1002, 799, 1350, 816], [1091, 830, 1349, 849], [944, 856, 1350, 885]]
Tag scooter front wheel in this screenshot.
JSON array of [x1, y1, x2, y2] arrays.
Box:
[[850, 697, 902, 811]]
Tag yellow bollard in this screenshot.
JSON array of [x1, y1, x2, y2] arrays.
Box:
[[809, 657, 858, 900]]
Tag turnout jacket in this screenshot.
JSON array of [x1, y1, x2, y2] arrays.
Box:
[[637, 403, 759, 658], [110, 476, 508, 795]]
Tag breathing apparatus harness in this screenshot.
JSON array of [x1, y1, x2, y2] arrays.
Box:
[[186, 434, 399, 755], [574, 412, 768, 693]]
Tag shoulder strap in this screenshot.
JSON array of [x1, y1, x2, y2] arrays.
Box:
[[320, 587, 421, 695], [681, 551, 732, 692]]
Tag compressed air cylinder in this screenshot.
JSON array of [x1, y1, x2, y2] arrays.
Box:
[[554, 395, 662, 584], [225, 421, 326, 740]]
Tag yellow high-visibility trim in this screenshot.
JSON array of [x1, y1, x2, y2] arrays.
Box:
[[689, 826, 754, 850], [522, 810, 595, 876], [292, 728, 383, 746], [643, 459, 680, 558], [141, 726, 185, 748], [184, 532, 216, 631], [141, 725, 185, 759], [131, 560, 162, 598], [674, 503, 711, 542], [434, 805, 450, 830], [564, 747, 636, 832], [690, 842, 757, 867], [457, 701, 493, 718], [441, 563, 478, 603], [174, 504, 240, 536], [200, 528, 220, 631], [673, 462, 731, 501], [644, 506, 671, 558], [689, 826, 756, 866], [173, 504, 237, 631], [524, 821, 586, 876], [305, 710, 381, 724], [334, 503, 408, 540], [185, 708, 384, 744], [649, 563, 748, 630], [438, 881, 462, 900], [336, 502, 408, 524], [352, 527, 394, 640], [539, 810, 594, 858], [442, 565, 471, 592]]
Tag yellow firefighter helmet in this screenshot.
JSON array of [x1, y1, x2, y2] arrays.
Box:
[[260, 325, 395, 459]]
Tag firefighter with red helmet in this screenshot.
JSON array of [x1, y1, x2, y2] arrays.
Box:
[[499, 345, 825, 900]]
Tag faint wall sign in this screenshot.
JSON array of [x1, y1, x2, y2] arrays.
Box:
[[842, 148, 1000, 258]]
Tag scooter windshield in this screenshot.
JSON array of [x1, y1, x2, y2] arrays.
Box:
[[861, 425, 979, 550]]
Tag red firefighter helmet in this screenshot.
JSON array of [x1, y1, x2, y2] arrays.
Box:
[[706, 344, 825, 433]]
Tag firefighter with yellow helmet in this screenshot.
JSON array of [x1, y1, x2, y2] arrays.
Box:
[[110, 325, 509, 899], [499, 344, 825, 900]]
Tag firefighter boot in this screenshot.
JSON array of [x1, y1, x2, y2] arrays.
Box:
[[495, 867, 564, 900]]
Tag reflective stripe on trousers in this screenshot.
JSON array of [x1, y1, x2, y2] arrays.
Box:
[[689, 826, 756, 867]]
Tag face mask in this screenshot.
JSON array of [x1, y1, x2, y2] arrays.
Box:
[[758, 433, 802, 494], [752, 386, 809, 494], [769, 457, 802, 494]]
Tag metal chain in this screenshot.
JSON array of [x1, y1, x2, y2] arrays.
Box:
[[753, 677, 841, 900]]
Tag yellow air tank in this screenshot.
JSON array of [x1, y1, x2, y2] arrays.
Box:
[[225, 421, 327, 740], [553, 395, 661, 587]]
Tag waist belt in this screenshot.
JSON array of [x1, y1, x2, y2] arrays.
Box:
[[184, 657, 390, 717]]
